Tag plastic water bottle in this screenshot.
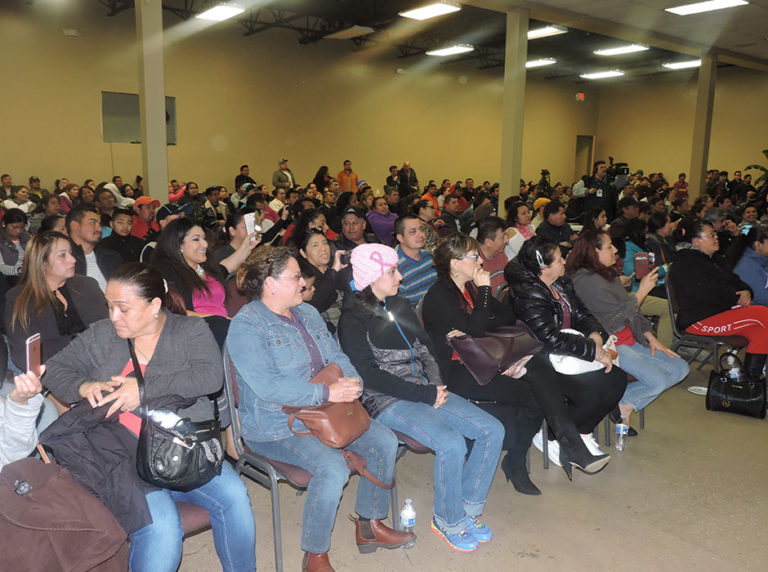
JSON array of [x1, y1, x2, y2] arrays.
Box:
[[399, 498, 416, 532], [615, 423, 629, 451]]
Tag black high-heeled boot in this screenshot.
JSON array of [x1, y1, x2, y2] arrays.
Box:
[[744, 353, 767, 381], [557, 434, 611, 481], [501, 451, 541, 496]]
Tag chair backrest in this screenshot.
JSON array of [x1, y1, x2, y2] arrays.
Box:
[[664, 264, 685, 338], [222, 347, 246, 459], [495, 281, 510, 304]]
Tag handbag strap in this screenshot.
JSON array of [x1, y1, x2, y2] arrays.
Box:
[[127, 339, 219, 423]]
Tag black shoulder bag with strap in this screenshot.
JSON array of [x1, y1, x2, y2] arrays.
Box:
[[130, 340, 224, 492]]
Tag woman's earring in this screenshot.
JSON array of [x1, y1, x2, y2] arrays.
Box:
[[154, 312, 159, 320], [271, 288, 276, 295]]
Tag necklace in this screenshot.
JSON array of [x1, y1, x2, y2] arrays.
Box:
[[195, 264, 205, 278]]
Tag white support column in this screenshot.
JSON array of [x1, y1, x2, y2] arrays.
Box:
[[499, 8, 529, 216], [135, 0, 168, 199], [688, 51, 717, 198]]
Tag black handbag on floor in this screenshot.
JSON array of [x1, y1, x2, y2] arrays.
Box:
[[130, 340, 224, 492], [706, 352, 766, 419]]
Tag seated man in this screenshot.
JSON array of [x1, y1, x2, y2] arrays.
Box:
[[66, 205, 122, 291], [395, 215, 437, 308], [131, 196, 161, 241], [335, 206, 379, 251], [100, 208, 145, 262], [536, 200, 577, 257], [194, 186, 230, 232], [476, 216, 510, 296]]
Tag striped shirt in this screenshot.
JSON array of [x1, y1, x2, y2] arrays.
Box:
[[396, 245, 438, 308]]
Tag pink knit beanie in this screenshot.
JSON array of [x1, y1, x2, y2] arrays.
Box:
[[350, 243, 398, 291]]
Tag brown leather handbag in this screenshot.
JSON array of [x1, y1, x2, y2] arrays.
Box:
[[448, 323, 544, 385], [282, 362, 371, 449]]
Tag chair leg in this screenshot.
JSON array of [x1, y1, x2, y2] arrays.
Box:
[[639, 408, 645, 430], [541, 419, 549, 470], [268, 470, 284, 572], [604, 416, 611, 447], [390, 478, 400, 531]]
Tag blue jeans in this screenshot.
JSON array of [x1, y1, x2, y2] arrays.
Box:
[[376, 394, 504, 534], [616, 342, 690, 411], [129, 463, 256, 572], [247, 418, 397, 554]]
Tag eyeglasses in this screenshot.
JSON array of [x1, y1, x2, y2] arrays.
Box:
[[699, 233, 716, 239], [275, 272, 302, 281], [458, 252, 479, 260]]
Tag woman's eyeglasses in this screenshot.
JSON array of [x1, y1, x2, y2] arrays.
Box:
[[458, 252, 479, 260]]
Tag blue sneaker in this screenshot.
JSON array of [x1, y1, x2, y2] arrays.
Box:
[[466, 515, 493, 543], [430, 518, 479, 552]]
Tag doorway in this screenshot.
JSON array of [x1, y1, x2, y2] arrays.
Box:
[[574, 135, 595, 181]]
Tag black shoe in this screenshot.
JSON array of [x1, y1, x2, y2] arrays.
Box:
[[627, 426, 638, 437], [609, 406, 637, 436], [558, 436, 611, 481], [501, 453, 541, 496]]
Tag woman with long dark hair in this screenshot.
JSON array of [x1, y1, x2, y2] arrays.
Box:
[[422, 234, 610, 495], [729, 225, 768, 306]]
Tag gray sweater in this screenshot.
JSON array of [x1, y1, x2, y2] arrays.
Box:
[[44, 312, 223, 421], [0, 393, 43, 470], [570, 268, 653, 347]]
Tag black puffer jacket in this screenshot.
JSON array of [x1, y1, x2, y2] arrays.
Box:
[[504, 259, 608, 361]]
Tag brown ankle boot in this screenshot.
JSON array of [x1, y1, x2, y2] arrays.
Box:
[[301, 551, 334, 572], [351, 515, 416, 553]]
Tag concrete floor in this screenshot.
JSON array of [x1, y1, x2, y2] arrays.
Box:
[[181, 364, 768, 571]]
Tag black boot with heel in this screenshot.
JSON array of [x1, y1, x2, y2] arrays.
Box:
[[500, 450, 541, 495]]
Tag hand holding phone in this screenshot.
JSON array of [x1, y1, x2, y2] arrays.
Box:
[[244, 212, 261, 240]]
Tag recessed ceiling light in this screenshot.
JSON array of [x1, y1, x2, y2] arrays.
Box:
[[527, 25, 568, 40], [196, 3, 245, 21], [665, 0, 748, 16], [526, 58, 557, 68], [426, 44, 474, 57], [662, 59, 702, 69], [580, 70, 625, 79], [400, 2, 461, 21], [594, 44, 649, 56]]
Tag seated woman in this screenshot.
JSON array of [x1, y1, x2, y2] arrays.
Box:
[[5, 231, 107, 371], [505, 200, 536, 240], [28, 194, 62, 234], [422, 234, 610, 495], [506, 237, 626, 451], [566, 230, 690, 428], [0, 208, 31, 290], [284, 208, 338, 247], [151, 218, 256, 320], [580, 207, 607, 233], [670, 219, 768, 381], [39, 214, 67, 235], [729, 225, 768, 307], [297, 228, 348, 332], [3, 186, 34, 213], [339, 244, 503, 553], [366, 196, 398, 245], [227, 247, 414, 572], [42, 263, 255, 572]]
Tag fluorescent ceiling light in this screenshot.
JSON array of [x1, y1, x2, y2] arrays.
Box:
[[594, 44, 649, 56], [663, 59, 702, 69], [526, 58, 557, 68], [580, 70, 625, 79], [527, 25, 567, 40], [196, 3, 244, 21], [325, 25, 375, 40], [400, 2, 461, 21], [665, 0, 748, 16], [426, 44, 474, 56]]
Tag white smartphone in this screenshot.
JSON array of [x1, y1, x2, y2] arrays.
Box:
[[25, 333, 42, 377], [244, 212, 261, 238]]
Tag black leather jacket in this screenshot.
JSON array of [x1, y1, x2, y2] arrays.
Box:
[[504, 260, 608, 361]]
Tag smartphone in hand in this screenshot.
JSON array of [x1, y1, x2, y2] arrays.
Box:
[[634, 253, 650, 280], [25, 333, 42, 377]]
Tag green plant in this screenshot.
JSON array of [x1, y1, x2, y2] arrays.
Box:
[[745, 149, 768, 187]]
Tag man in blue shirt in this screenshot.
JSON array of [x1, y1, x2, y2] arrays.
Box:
[[394, 215, 437, 308]]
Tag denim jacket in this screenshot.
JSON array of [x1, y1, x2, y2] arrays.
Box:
[[227, 300, 361, 442]]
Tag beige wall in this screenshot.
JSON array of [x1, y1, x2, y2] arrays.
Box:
[[594, 67, 768, 190], [0, 3, 600, 197], [2, 3, 764, 201]]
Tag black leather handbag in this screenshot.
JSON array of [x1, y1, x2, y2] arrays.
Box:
[[447, 323, 544, 385], [706, 352, 766, 419], [130, 341, 224, 492]]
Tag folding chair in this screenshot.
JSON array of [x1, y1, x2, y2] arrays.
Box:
[[390, 430, 433, 531], [665, 264, 748, 370], [222, 349, 399, 571]]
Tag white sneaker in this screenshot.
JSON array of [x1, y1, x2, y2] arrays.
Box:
[[547, 439, 562, 467], [532, 429, 562, 466], [581, 433, 604, 456]]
